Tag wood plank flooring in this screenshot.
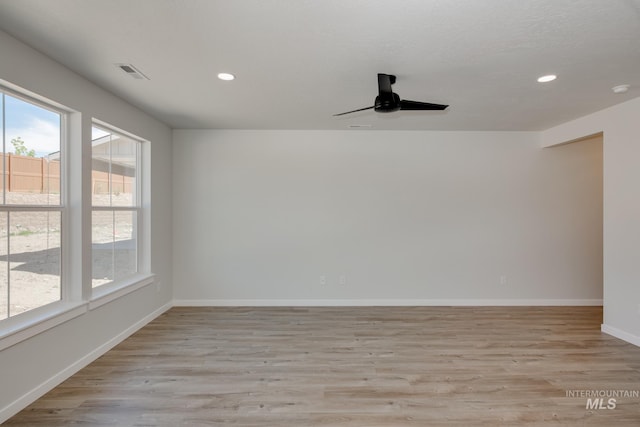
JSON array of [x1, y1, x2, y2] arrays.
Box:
[[6, 306, 640, 426]]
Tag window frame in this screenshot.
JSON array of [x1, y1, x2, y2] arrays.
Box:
[[0, 86, 69, 325], [0, 82, 155, 350], [89, 120, 151, 305]]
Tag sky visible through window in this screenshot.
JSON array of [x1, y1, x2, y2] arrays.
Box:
[[2, 94, 60, 158]]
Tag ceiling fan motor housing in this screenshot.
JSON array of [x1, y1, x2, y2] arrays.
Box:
[[333, 73, 448, 116], [374, 93, 401, 113]]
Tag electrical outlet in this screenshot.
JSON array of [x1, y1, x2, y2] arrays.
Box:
[[319, 275, 327, 286], [339, 275, 347, 285], [500, 275, 507, 285]]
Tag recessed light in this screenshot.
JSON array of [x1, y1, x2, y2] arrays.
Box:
[[612, 84, 630, 94], [537, 74, 557, 83], [217, 72, 235, 81]]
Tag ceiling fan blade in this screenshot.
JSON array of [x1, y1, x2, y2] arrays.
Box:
[[378, 74, 395, 95], [333, 105, 375, 116], [399, 99, 448, 111]]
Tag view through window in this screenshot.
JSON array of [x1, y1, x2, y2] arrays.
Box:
[[0, 92, 62, 319], [91, 126, 139, 287]]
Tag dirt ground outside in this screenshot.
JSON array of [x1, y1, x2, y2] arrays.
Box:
[[0, 192, 135, 319]]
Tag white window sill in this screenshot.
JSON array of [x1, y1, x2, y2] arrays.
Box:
[[0, 301, 87, 351], [0, 274, 156, 352], [89, 273, 155, 310]]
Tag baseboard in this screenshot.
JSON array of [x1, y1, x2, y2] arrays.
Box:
[[0, 302, 172, 424], [601, 324, 640, 348], [173, 298, 603, 307]]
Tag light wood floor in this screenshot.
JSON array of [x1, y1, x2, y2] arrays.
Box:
[[6, 306, 640, 426]]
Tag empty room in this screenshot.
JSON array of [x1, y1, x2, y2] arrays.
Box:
[[0, 0, 639, 425]]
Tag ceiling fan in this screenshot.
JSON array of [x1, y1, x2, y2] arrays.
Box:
[[334, 73, 448, 116]]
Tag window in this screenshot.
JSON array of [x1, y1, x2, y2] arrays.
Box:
[[0, 90, 63, 320], [0, 81, 153, 347], [91, 125, 141, 288]]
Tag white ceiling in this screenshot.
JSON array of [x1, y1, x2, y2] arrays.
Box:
[[0, 0, 638, 131]]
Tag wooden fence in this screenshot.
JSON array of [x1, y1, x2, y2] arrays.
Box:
[[0, 154, 132, 195]]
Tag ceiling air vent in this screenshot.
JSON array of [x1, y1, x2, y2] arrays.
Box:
[[116, 63, 150, 80]]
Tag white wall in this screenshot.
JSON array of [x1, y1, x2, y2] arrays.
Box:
[[0, 31, 173, 419], [173, 129, 602, 305], [542, 96, 640, 346]]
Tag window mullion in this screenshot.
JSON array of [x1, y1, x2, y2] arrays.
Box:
[[6, 211, 10, 317], [2, 92, 5, 206], [92, 206, 138, 212]]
